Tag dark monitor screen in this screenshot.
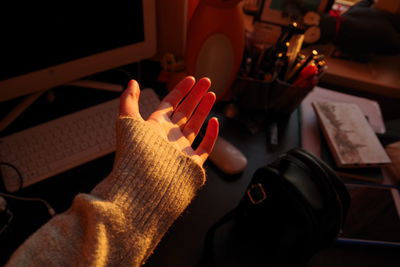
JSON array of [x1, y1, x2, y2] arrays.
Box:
[[0, 1, 144, 81], [0, 0, 156, 102]]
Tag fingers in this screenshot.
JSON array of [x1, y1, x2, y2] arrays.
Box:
[[171, 77, 211, 128], [182, 92, 216, 144], [119, 80, 143, 120], [195, 117, 219, 164], [158, 76, 196, 116]]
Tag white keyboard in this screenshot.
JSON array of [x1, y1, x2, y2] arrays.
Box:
[[0, 88, 160, 192]]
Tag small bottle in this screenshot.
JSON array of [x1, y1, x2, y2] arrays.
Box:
[[185, 0, 245, 101]]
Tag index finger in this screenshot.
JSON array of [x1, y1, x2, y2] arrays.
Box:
[[159, 76, 196, 115]]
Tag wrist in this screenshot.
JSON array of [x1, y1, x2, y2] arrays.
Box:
[[92, 118, 206, 212]]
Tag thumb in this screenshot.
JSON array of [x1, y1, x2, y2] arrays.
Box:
[[119, 80, 144, 120]]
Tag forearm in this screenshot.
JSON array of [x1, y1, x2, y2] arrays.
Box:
[[6, 118, 206, 266]]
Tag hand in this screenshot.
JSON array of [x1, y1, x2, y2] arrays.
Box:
[[119, 76, 219, 166]]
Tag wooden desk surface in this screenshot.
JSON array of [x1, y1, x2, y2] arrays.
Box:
[[300, 43, 400, 99], [322, 52, 400, 99]]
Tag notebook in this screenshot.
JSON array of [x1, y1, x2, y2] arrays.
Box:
[[312, 101, 391, 168]]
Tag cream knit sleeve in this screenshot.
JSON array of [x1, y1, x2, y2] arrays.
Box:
[[6, 118, 206, 267]]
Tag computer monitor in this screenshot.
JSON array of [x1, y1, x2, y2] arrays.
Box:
[[0, 0, 157, 102]]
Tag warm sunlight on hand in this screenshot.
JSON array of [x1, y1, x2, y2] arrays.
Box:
[[119, 76, 219, 166]]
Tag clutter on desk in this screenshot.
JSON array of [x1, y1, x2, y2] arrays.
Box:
[[253, 0, 400, 59], [386, 141, 400, 183], [300, 87, 392, 184], [204, 148, 350, 266], [300, 87, 387, 155], [233, 22, 326, 118], [304, 0, 400, 57], [256, 0, 330, 27], [312, 101, 391, 168]]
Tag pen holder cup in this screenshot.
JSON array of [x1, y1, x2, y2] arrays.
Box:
[[233, 76, 314, 118]]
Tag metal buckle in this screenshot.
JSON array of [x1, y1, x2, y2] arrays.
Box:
[[247, 183, 267, 205]]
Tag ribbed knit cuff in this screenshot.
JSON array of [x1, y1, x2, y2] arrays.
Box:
[[91, 118, 206, 261], [5, 118, 207, 267]]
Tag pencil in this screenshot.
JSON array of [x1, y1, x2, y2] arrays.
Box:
[[288, 50, 318, 83]]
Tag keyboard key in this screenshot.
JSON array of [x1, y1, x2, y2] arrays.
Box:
[[0, 88, 160, 192]]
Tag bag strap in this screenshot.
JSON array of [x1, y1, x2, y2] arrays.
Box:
[[201, 148, 349, 267], [201, 166, 285, 266], [202, 205, 245, 267]]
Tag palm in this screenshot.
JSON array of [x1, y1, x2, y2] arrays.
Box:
[[148, 108, 196, 157], [120, 77, 219, 166]]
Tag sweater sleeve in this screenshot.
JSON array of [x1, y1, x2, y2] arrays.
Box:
[[6, 118, 206, 267]]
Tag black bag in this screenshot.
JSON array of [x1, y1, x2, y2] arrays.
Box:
[[203, 148, 350, 267]]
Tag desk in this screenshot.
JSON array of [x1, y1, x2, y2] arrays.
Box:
[[320, 49, 400, 99], [0, 60, 298, 265], [143, 104, 400, 266], [0, 70, 300, 265], [300, 44, 400, 100], [144, 110, 301, 267], [243, 13, 400, 100], [1, 67, 399, 266]]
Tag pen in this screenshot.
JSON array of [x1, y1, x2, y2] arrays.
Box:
[[276, 23, 292, 47], [260, 42, 290, 80], [274, 52, 285, 80], [277, 22, 302, 46], [292, 64, 318, 89], [285, 54, 305, 82], [284, 34, 304, 80], [288, 50, 318, 83], [255, 44, 273, 78]]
